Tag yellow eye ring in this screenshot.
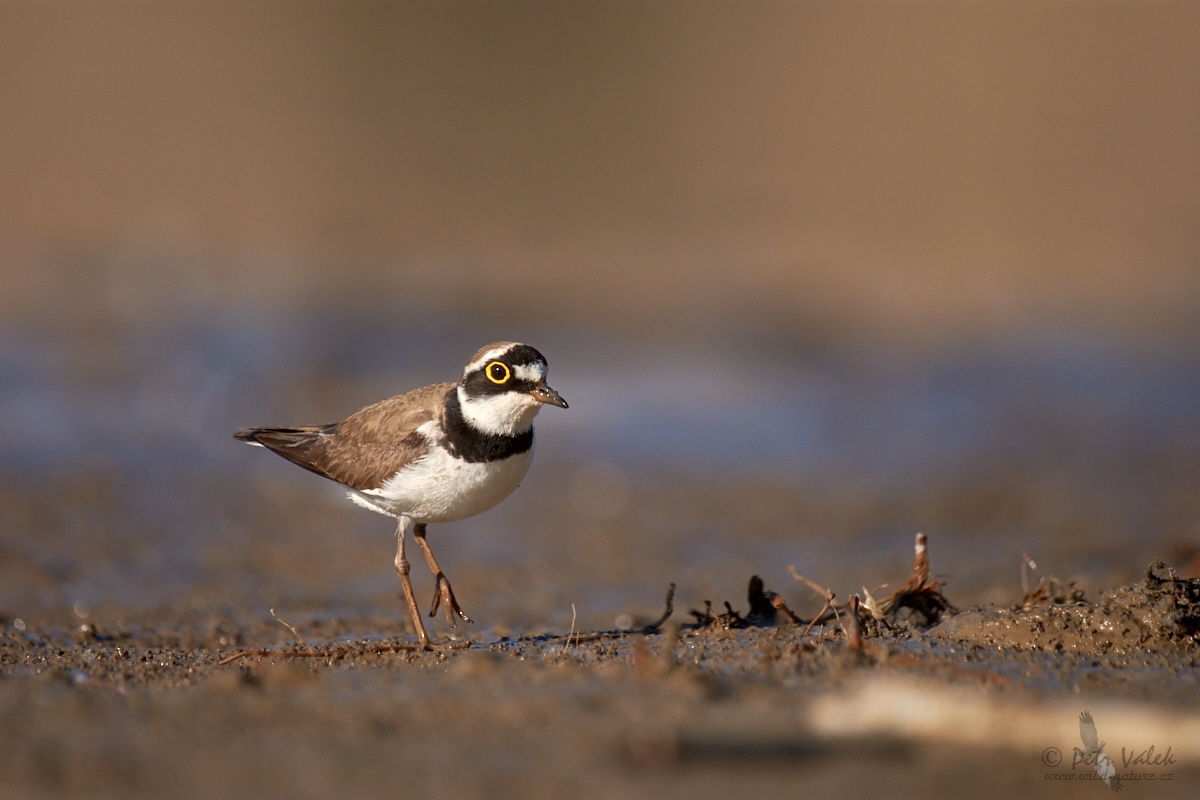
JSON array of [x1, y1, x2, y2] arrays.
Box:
[[485, 361, 511, 384]]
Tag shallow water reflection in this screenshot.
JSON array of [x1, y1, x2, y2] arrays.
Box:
[[2, 312, 1198, 630]]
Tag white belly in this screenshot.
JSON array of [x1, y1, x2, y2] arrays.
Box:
[[348, 443, 533, 524]]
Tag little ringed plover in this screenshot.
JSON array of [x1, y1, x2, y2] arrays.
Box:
[[234, 341, 568, 648]]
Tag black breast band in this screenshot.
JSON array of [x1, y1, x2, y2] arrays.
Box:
[[441, 390, 534, 463]]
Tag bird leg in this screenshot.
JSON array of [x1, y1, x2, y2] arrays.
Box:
[[394, 517, 430, 649], [413, 523, 473, 626]]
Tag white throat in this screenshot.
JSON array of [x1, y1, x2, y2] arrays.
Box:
[[457, 385, 543, 436]]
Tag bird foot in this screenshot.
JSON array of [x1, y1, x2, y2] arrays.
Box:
[[429, 574, 473, 626]]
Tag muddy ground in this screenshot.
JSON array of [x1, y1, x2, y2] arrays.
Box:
[[3, 542, 1198, 799], [4, 317, 1200, 797], [5, 6, 1200, 792]]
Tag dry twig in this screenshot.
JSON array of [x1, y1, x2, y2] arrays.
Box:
[[788, 566, 840, 634], [270, 608, 308, 647], [564, 603, 577, 652]]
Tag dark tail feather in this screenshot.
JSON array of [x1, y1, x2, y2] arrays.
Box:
[[233, 427, 266, 443], [234, 425, 331, 444], [233, 425, 338, 478]]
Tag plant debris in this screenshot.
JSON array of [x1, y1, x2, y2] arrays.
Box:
[[689, 599, 747, 630], [689, 575, 804, 629], [878, 532, 957, 626], [1015, 553, 1087, 610]]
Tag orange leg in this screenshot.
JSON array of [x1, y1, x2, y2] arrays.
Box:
[[393, 517, 430, 648], [413, 523, 472, 626]]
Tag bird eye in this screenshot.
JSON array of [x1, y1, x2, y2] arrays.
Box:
[[486, 361, 511, 384]]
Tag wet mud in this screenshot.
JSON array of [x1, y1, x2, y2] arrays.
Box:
[[3, 316, 1200, 796], [932, 562, 1200, 657], [3, 538, 1198, 799]]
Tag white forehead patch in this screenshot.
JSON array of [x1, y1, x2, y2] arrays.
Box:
[[463, 346, 515, 376], [513, 362, 546, 382]]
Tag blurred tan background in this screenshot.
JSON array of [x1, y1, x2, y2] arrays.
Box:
[[3, 1, 1198, 340], [4, 13, 1200, 796]]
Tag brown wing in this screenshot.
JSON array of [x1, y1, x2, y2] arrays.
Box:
[[234, 381, 454, 491]]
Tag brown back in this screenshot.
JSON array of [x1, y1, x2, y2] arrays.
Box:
[[235, 381, 454, 491]]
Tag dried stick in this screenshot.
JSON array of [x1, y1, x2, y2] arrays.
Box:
[[789, 566, 840, 634], [270, 608, 308, 647]]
